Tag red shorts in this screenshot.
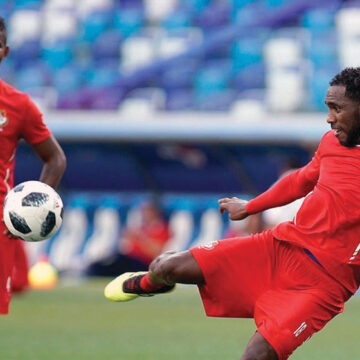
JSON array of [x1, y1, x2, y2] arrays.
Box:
[[0, 221, 16, 314], [190, 230, 351, 360]]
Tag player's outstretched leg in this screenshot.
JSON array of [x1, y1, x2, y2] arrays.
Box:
[[104, 250, 204, 302]]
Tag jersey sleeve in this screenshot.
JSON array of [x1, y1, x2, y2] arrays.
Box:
[[21, 95, 51, 145], [246, 151, 320, 214]]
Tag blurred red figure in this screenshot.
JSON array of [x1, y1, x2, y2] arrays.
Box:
[[87, 200, 171, 276], [121, 201, 171, 266], [0, 17, 66, 313]]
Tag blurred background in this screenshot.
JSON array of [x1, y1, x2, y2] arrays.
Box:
[[3, 0, 359, 276]]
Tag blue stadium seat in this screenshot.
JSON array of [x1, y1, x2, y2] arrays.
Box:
[[165, 89, 194, 111], [41, 41, 73, 70], [301, 8, 335, 34], [162, 10, 192, 31], [81, 11, 111, 42], [309, 66, 340, 112], [308, 32, 338, 69], [231, 62, 265, 91], [194, 89, 237, 111], [180, 0, 210, 13], [113, 8, 144, 38], [53, 66, 82, 95], [231, 0, 257, 12], [15, 63, 48, 91], [91, 30, 123, 60], [194, 60, 232, 96], [161, 59, 199, 90], [194, 1, 231, 29], [12, 40, 41, 66], [86, 65, 121, 89], [231, 36, 265, 72]]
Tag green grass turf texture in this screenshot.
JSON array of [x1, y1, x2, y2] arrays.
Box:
[[0, 278, 359, 360]]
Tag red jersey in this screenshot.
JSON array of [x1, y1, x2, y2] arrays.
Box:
[[0, 79, 51, 211], [246, 131, 360, 294]]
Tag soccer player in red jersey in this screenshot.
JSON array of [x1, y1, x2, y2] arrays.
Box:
[[105, 67, 360, 360], [0, 17, 66, 314]]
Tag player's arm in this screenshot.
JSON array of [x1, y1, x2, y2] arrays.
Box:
[[32, 135, 66, 189], [219, 156, 320, 220]]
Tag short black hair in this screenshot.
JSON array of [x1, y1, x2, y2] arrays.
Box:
[[330, 67, 360, 102]]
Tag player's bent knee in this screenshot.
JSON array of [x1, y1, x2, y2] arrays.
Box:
[[149, 250, 202, 285], [149, 251, 180, 283]]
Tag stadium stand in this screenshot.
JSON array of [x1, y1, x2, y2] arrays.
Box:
[[0, 0, 349, 112]]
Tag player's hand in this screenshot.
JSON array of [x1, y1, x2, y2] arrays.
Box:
[[218, 197, 249, 221]]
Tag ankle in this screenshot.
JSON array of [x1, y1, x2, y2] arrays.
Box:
[[140, 273, 167, 292]]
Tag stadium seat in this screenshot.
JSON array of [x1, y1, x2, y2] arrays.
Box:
[[121, 35, 157, 72], [143, 0, 178, 23], [113, 8, 144, 38], [194, 89, 237, 111], [308, 32, 338, 70], [15, 63, 48, 92], [52, 66, 82, 95], [194, 1, 231, 29], [41, 40, 74, 70], [301, 8, 335, 34], [161, 59, 199, 90], [119, 87, 166, 114], [162, 10, 192, 31], [9, 9, 42, 47], [91, 30, 122, 60], [336, 7, 360, 68], [165, 89, 194, 110], [231, 36, 265, 73], [76, 0, 114, 18], [79, 197, 122, 271], [80, 11, 111, 43], [194, 61, 232, 97], [48, 196, 91, 273], [42, 10, 78, 44]]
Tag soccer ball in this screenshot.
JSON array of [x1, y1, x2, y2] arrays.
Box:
[[3, 181, 63, 242]]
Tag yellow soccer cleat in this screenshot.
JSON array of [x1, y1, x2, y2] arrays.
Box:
[[104, 271, 176, 302]]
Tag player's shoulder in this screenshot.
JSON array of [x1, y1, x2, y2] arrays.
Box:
[[319, 130, 337, 147]]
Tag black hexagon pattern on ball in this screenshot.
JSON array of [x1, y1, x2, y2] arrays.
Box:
[[22, 192, 49, 207], [41, 211, 56, 237], [9, 211, 31, 234]]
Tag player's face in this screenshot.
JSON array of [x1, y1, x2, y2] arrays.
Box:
[[325, 85, 360, 147], [0, 32, 9, 64]]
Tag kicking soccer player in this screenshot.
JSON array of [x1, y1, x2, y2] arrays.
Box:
[[0, 17, 66, 314], [105, 67, 360, 360]]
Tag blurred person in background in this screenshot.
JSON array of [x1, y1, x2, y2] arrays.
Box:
[[87, 200, 171, 276], [0, 17, 66, 313], [105, 67, 360, 360]]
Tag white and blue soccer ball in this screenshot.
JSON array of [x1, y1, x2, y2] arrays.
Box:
[[3, 181, 63, 242]]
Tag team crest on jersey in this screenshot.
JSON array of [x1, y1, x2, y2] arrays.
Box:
[[0, 110, 9, 129], [198, 240, 219, 250]]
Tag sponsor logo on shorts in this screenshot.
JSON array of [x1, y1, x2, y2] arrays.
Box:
[[294, 322, 307, 337], [6, 276, 11, 293], [198, 240, 219, 250]]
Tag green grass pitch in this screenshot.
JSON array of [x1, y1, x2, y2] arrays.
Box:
[[0, 279, 359, 360]]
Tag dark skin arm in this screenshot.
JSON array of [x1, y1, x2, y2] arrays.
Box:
[[218, 197, 249, 221], [32, 135, 66, 189], [4, 135, 66, 237]]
